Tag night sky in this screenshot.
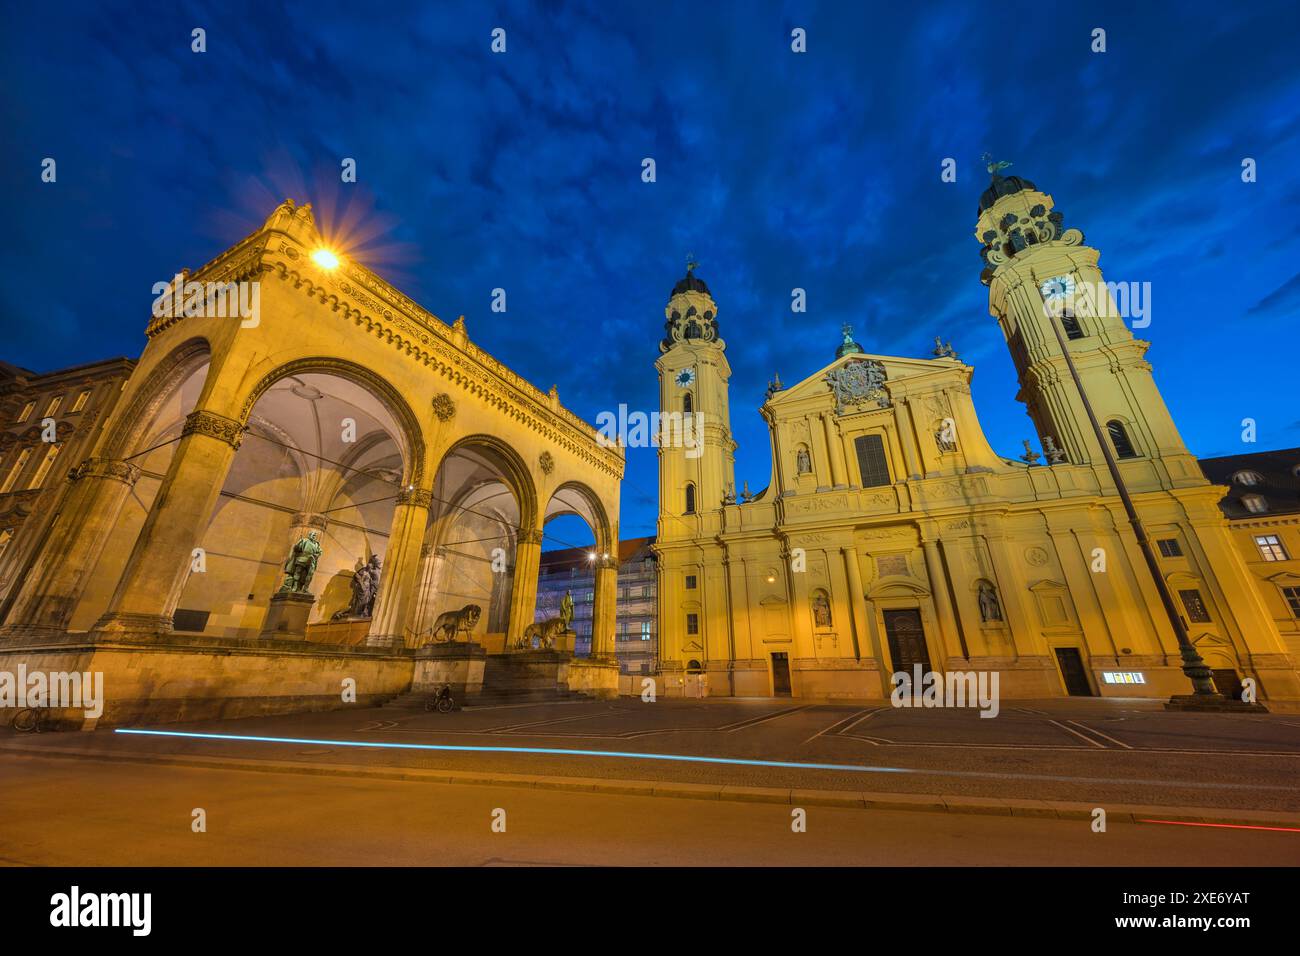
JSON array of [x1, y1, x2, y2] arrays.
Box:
[[3, 1, 1298, 541]]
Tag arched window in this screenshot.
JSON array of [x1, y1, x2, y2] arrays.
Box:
[[1231, 470, 1262, 486], [682, 392, 693, 414], [684, 483, 696, 514], [1106, 420, 1138, 459], [1061, 311, 1085, 340]]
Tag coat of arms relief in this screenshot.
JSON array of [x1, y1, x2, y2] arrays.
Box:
[[825, 359, 890, 414]]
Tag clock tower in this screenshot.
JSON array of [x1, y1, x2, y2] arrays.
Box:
[[975, 165, 1196, 481], [655, 263, 736, 543]]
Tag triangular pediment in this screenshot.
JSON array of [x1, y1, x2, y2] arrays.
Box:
[[767, 350, 967, 408]]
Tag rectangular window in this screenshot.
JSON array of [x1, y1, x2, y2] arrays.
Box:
[[15, 401, 34, 424], [70, 389, 91, 413], [640, 585, 650, 598], [1156, 538, 1182, 558], [1255, 534, 1289, 562], [685, 574, 697, 590], [43, 395, 62, 418], [641, 621, 651, 640], [1283, 587, 1300, 619], [1178, 588, 1211, 624], [853, 433, 891, 488], [686, 613, 699, 635], [0, 449, 32, 494], [172, 608, 210, 633], [29, 445, 61, 489]]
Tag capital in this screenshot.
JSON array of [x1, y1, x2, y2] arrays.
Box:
[[69, 457, 142, 486], [182, 410, 245, 449], [397, 486, 434, 509]]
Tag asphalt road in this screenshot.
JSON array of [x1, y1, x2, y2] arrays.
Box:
[[8, 697, 1299, 812], [2, 754, 1297, 866]]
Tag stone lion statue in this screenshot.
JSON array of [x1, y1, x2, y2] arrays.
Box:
[[517, 616, 565, 651], [426, 604, 481, 645]]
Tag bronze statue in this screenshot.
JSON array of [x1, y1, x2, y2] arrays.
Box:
[[280, 531, 322, 593], [560, 589, 574, 631], [332, 553, 381, 620]]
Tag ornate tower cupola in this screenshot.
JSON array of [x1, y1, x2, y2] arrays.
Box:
[[661, 261, 722, 352], [974, 157, 1191, 476], [655, 261, 736, 540]]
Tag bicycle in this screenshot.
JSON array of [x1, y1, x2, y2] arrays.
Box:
[[424, 684, 455, 713], [10, 707, 44, 733]]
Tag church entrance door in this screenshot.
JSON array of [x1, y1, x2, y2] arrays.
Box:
[[882, 609, 931, 675]]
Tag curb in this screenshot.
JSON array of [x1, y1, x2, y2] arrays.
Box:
[[4, 740, 1299, 830]]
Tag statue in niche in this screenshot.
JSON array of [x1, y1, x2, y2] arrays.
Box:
[[811, 592, 832, 628], [279, 531, 322, 594], [935, 423, 957, 453], [978, 583, 1003, 623], [796, 447, 812, 474]]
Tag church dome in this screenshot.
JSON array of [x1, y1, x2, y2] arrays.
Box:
[[671, 270, 711, 297], [978, 174, 1038, 214]]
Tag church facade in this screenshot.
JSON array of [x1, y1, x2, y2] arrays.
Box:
[[654, 170, 1300, 704]]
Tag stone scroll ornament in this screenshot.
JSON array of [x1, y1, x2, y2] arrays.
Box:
[[825, 359, 890, 414]]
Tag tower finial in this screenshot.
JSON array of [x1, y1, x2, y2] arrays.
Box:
[[685, 253, 698, 274], [982, 152, 1013, 178]]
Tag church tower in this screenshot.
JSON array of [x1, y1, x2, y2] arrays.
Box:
[[655, 263, 736, 541], [975, 164, 1197, 483]]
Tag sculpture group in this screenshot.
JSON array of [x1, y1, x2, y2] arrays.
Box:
[[332, 554, 382, 621]]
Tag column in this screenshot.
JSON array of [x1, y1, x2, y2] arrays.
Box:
[[822, 414, 848, 488], [93, 410, 243, 637], [841, 546, 869, 661], [921, 535, 966, 662], [895, 399, 923, 479], [506, 526, 543, 644], [366, 486, 432, 648], [590, 555, 618, 661], [984, 533, 1046, 656], [1, 457, 142, 636]]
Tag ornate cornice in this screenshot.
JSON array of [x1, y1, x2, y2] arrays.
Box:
[[182, 410, 245, 449], [264, 241, 624, 480]]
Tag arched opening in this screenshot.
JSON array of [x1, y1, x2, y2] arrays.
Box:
[[684, 482, 696, 514], [1106, 420, 1138, 459], [414, 438, 534, 650], [682, 391, 693, 415], [174, 370, 411, 639], [538, 481, 614, 658]]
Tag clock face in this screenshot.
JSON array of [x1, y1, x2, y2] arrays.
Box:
[[674, 367, 696, 388], [1040, 274, 1076, 300]]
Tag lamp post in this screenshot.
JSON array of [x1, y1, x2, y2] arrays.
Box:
[[1040, 297, 1232, 708]]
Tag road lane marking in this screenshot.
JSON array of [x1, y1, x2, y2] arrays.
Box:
[[1068, 719, 1133, 749], [720, 705, 815, 732], [804, 708, 881, 743], [1047, 718, 1107, 748]]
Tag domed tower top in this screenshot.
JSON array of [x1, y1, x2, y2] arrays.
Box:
[[973, 157, 1084, 287], [661, 258, 723, 352]]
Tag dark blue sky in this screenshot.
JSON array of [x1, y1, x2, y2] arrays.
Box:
[[3, 1, 1298, 540]]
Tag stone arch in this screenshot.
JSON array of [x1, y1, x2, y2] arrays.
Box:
[[237, 357, 428, 487], [103, 337, 212, 459], [544, 480, 614, 555], [434, 434, 539, 534]]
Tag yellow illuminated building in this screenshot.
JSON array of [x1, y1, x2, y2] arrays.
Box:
[[654, 170, 1300, 705]]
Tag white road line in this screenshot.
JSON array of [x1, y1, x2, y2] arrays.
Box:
[[1047, 718, 1107, 748], [803, 708, 876, 743], [1068, 719, 1133, 749], [721, 705, 814, 732]]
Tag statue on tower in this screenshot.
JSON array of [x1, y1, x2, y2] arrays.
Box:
[[280, 531, 322, 594]]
